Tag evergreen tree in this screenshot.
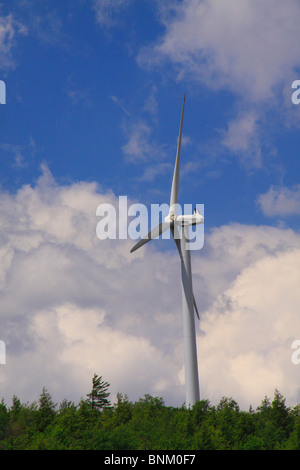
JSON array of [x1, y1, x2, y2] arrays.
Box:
[[1, 384, 300, 450], [37, 387, 56, 432], [10, 395, 22, 420], [271, 389, 293, 444], [86, 374, 111, 411], [0, 399, 9, 443]]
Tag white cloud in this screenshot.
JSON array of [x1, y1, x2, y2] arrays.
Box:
[[143, 86, 158, 116], [221, 111, 262, 167], [198, 246, 300, 409], [120, 86, 167, 170], [143, 0, 300, 102], [0, 13, 27, 70], [137, 0, 300, 169], [1, 168, 300, 409], [122, 120, 166, 164], [0, 166, 185, 405], [92, 0, 133, 27], [138, 162, 173, 182], [28, 303, 174, 404], [258, 185, 300, 217], [122, 121, 153, 162]]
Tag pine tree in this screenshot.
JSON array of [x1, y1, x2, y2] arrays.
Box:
[[86, 374, 111, 411], [37, 387, 56, 431]]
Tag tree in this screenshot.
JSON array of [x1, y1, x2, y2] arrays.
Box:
[[113, 393, 133, 425], [86, 374, 111, 411], [0, 399, 9, 443], [37, 387, 56, 431], [271, 389, 293, 443]]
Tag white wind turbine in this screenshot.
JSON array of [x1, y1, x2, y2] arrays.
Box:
[[130, 95, 204, 408]]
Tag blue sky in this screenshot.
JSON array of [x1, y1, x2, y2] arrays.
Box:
[[3, 0, 300, 229], [1, 0, 300, 410]]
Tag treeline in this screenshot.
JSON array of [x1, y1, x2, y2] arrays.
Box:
[[0, 375, 300, 450]]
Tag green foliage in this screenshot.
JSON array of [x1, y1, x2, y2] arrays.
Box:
[[86, 373, 111, 412], [0, 381, 298, 450], [37, 387, 57, 432]]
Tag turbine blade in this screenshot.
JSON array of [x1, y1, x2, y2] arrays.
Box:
[[130, 221, 170, 253], [193, 295, 200, 320], [184, 272, 200, 320], [171, 223, 200, 320], [169, 95, 185, 214], [170, 223, 183, 261]]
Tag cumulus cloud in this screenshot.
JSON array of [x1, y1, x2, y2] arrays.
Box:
[[198, 242, 300, 408], [1, 167, 300, 410], [258, 185, 300, 217], [0, 165, 186, 405], [142, 0, 300, 102]]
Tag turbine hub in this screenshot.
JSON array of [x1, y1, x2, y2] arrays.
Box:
[[164, 213, 175, 223]]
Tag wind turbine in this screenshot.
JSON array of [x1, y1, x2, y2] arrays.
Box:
[[130, 95, 204, 408]]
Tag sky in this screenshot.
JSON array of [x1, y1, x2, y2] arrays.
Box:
[[1, 0, 300, 411]]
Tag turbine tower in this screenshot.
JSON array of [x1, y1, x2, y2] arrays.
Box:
[[130, 95, 204, 408]]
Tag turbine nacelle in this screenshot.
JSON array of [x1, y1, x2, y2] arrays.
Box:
[[165, 208, 204, 227]]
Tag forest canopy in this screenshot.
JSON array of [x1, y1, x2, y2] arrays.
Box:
[[0, 374, 299, 450]]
